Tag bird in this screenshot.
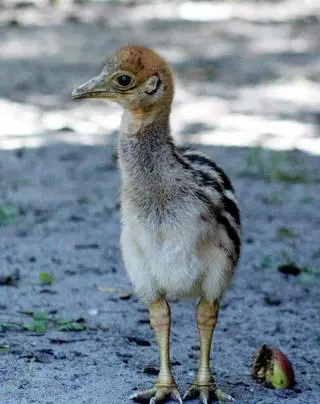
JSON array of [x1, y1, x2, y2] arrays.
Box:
[[72, 45, 241, 404]]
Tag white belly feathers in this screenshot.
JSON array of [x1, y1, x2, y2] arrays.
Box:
[[120, 203, 211, 303]]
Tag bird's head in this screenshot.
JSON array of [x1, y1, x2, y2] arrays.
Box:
[[72, 45, 174, 118]]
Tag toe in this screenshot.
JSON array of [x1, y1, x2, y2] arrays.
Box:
[[199, 387, 211, 404], [130, 387, 156, 402], [183, 384, 198, 400], [183, 384, 234, 403], [176, 396, 183, 404], [170, 387, 183, 404], [214, 388, 235, 403], [130, 384, 182, 403], [200, 391, 209, 404], [153, 385, 183, 403]]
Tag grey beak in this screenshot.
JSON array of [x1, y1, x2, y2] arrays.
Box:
[[72, 74, 108, 100]]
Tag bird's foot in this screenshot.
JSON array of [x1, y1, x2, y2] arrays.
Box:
[[183, 384, 235, 404], [130, 384, 183, 403]]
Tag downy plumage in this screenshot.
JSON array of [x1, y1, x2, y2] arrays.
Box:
[[73, 45, 241, 404]]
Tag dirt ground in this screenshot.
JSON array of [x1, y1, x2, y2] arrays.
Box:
[[0, 1, 319, 403]]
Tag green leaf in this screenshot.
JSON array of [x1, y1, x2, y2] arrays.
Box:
[[274, 169, 307, 183], [260, 255, 272, 269], [302, 196, 313, 204], [0, 344, 10, 353], [33, 312, 48, 321], [58, 322, 86, 332], [0, 323, 23, 331], [57, 319, 86, 332], [77, 196, 90, 205], [243, 148, 317, 183], [25, 320, 47, 334], [276, 227, 298, 240], [0, 203, 18, 225], [298, 267, 320, 286], [39, 272, 54, 285]]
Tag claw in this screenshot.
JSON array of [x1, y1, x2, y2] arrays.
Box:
[[183, 384, 198, 400], [176, 396, 183, 404], [200, 390, 209, 404], [170, 389, 183, 404], [215, 388, 235, 403], [183, 385, 234, 403], [130, 385, 182, 403], [130, 387, 156, 401]]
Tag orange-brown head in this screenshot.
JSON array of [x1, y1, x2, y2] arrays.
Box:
[[72, 45, 174, 117]]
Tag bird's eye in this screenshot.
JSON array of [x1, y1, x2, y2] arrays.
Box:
[[116, 75, 133, 87]]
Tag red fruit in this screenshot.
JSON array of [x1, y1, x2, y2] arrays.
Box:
[[252, 345, 295, 389]]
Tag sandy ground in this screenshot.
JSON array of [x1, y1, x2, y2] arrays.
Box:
[[0, 1, 320, 403]]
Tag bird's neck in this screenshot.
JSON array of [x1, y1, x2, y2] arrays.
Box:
[[118, 107, 177, 188], [119, 106, 174, 153], [120, 106, 171, 137]]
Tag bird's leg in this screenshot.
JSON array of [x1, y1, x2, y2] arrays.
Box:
[[130, 297, 182, 403], [184, 299, 234, 403]]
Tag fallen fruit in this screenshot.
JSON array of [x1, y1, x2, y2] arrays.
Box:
[[252, 345, 295, 389]]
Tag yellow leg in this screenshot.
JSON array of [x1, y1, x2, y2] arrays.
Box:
[[184, 299, 234, 403], [130, 297, 182, 403]]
